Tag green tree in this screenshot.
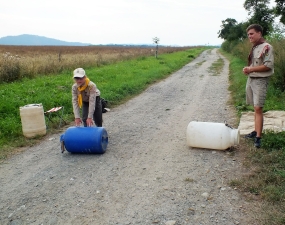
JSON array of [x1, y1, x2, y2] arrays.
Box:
[[244, 0, 270, 10], [266, 22, 285, 41], [218, 19, 247, 41], [228, 22, 247, 41], [218, 18, 238, 40], [243, 0, 275, 35], [275, 0, 285, 24]]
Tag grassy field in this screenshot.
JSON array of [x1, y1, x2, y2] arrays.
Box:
[[221, 49, 285, 225], [0, 45, 192, 83], [0, 46, 208, 160]]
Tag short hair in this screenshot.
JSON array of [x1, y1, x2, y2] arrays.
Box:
[[246, 24, 263, 34]]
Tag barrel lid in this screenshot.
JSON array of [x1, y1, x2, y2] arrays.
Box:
[[20, 103, 42, 109]]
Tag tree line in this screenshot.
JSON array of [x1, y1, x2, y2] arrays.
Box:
[[218, 0, 285, 42]]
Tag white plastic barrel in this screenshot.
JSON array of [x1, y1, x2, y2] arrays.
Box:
[[20, 104, 46, 138], [186, 121, 239, 150]]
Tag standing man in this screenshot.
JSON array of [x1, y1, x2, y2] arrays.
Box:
[[243, 24, 274, 148], [72, 68, 102, 127]]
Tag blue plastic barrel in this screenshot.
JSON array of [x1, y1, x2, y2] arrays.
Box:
[[60, 126, 108, 153]]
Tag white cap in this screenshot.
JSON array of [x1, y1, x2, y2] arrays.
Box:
[[73, 68, 86, 78]]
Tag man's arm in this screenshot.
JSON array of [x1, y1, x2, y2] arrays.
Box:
[[244, 65, 271, 74]]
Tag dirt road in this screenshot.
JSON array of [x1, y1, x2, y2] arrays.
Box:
[[0, 49, 253, 225]]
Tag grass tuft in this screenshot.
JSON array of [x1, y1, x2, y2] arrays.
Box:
[[208, 57, 224, 76]]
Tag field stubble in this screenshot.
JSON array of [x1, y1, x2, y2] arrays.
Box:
[[0, 45, 192, 83]]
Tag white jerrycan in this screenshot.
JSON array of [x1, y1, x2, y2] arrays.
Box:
[[186, 121, 239, 150], [20, 103, 46, 138]]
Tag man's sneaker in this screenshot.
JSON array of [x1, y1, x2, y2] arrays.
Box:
[[254, 137, 261, 148], [244, 131, 257, 139]]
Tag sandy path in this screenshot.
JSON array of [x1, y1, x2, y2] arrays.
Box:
[[0, 49, 252, 225]]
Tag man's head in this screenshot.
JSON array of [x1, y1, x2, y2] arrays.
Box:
[[73, 68, 86, 86], [246, 24, 263, 44]]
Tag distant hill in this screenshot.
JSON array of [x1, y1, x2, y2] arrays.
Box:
[[0, 34, 92, 46]]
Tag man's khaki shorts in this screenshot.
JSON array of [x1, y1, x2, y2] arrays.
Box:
[[246, 77, 269, 107]]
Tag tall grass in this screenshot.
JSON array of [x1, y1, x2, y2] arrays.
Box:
[[268, 39, 285, 92], [0, 45, 192, 83], [0, 47, 208, 160]]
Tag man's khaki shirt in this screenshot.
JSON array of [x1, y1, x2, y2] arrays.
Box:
[[250, 42, 274, 78]]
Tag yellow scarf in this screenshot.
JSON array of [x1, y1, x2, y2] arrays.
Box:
[[77, 78, 90, 108]]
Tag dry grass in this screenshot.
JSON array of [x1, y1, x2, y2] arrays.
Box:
[[0, 45, 192, 83]]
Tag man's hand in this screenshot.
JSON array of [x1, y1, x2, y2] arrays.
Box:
[[243, 66, 251, 75], [75, 118, 82, 127], [86, 118, 94, 127]]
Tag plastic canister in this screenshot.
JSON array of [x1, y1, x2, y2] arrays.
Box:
[[19, 104, 47, 138], [186, 121, 239, 150], [60, 126, 108, 154]]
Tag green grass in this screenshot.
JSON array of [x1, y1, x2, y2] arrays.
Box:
[[220, 49, 285, 225], [0, 47, 208, 160], [208, 57, 224, 76]]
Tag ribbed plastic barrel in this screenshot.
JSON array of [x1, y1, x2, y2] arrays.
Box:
[[186, 121, 239, 150], [19, 103, 46, 138], [60, 127, 108, 154]]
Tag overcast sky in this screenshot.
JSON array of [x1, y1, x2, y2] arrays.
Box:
[[0, 0, 250, 46]]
